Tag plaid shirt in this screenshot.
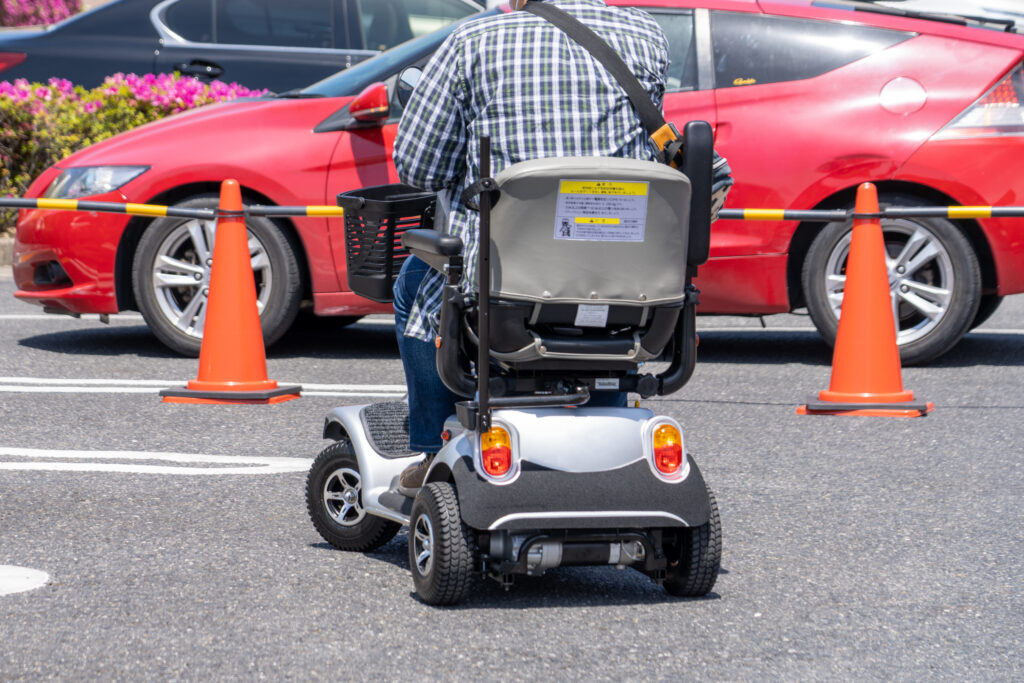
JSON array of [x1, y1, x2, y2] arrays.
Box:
[[394, 0, 672, 342]]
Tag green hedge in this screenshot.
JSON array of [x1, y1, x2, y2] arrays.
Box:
[[0, 74, 267, 235]]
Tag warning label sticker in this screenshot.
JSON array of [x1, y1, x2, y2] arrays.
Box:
[[554, 180, 649, 242]]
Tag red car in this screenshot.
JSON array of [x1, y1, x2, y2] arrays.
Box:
[[13, 1, 1024, 363]]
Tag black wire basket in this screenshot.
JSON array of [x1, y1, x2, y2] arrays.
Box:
[[337, 184, 435, 303]]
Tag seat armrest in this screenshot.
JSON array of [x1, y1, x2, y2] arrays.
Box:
[[402, 229, 463, 256], [401, 229, 464, 274]]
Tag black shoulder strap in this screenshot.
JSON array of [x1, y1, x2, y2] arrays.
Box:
[[523, 1, 679, 153]]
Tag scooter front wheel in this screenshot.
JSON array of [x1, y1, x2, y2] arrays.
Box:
[[409, 482, 476, 605], [306, 440, 400, 551]]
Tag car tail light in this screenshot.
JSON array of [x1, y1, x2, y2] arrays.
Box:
[[480, 426, 512, 478], [936, 63, 1024, 138], [0, 52, 26, 73], [652, 424, 683, 475]]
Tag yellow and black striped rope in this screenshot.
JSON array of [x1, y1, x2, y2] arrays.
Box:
[[0, 197, 348, 220], [5, 196, 1024, 223], [248, 205, 345, 217], [719, 206, 1024, 222], [1, 197, 216, 220]]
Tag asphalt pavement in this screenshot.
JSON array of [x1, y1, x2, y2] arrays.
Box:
[[1, 270, 1022, 680]]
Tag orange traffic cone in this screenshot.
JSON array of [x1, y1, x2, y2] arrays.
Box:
[[161, 179, 301, 404], [797, 183, 932, 417]]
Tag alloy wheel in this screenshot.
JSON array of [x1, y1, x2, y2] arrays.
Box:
[[322, 467, 367, 527], [412, 513, 435, 576], [823, 219, 955, 345], [148, 218, 272, 340]]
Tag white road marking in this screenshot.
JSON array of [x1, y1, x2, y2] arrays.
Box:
[[0, 377, 406, 397], [0, 566, 50, 597], [0, 313, 143, 321], [0, 447, 312, 475]]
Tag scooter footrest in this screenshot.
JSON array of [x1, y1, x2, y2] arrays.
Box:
[[360, 402, 417, 458]]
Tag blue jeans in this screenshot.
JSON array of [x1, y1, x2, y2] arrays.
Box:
[[393, 256, 627, 452], [394, 256, 460, 453]]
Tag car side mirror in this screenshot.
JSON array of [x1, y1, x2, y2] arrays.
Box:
[[349, 82, 390, 122], [396, 67, 422, 108]]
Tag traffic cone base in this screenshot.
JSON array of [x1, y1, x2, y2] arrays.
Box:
[[161, 179, 301, 405], [797, 400, 934, 418], [800, 182, 929, 418], [161, 385, 302, 405]]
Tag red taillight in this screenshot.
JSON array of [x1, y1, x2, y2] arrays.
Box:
[[979, 76, 1019, 107], [480, 427, 512, 477], [0, 52, 26, 72], [937, 64, 1024, 138], [652, 424, 682, 475]]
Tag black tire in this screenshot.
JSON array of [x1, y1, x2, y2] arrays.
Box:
[[802, 193, 981, 366], [971, 294, 1003, 330], [132, 194, 303, 356], [306, 440, 400, 552], [408, 482, 476, 605], [664, 485, 721, 597]]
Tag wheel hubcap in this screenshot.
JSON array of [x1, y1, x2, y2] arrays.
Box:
[[322, 467, 366, 526], [412, 513, 434, 577], [824, 220, 954, 345], [149, 218, 272, 340]]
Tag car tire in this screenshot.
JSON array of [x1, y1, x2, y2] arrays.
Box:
[[132, 194, 302, 357], [802, 193, 981, 366], [663, 484, 721, 598], [971, 294, 1003, 330], [306, 440, 401, 552], [409, 482, 476, 605]]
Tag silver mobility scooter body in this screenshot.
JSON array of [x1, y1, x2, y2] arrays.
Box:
[[307, 125, 721, 605]]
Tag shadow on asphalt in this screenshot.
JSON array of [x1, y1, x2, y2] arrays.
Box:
[[681, 329, 1024, 368], [15, 317, 1023, 367], [312, 535, 723, 609], [15, 314, 399, 360]]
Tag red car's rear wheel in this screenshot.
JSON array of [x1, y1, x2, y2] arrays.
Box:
[[802, 193, 982, 366]]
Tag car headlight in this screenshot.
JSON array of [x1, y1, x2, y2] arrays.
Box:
[[42, 166, 149, 199]]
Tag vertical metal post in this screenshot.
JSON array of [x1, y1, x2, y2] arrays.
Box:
[[477, 136, 492, 432]]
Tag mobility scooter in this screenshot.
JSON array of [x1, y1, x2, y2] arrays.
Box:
[[306, 124, 721, 605]]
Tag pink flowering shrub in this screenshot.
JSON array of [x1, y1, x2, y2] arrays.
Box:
[[0, 0, 80, 26], [0, 73, 267, 231]]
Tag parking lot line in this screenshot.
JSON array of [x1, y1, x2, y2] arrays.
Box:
[[0, 447, 312, 475]]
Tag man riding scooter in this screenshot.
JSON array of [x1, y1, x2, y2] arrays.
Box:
[[390, 0, 732, 495]]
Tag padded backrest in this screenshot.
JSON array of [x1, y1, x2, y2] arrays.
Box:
[[488, 157, 690, 307]]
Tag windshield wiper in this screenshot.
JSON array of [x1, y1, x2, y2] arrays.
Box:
[[273, 89, 327, 99]]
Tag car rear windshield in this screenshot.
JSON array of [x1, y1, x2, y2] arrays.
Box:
[[299, 8, 497, 98]]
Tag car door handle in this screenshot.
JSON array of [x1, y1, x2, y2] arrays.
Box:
[[175, 61, 224, 79]]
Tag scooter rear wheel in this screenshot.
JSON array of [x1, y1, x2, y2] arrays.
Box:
[[306, 439, 400, 551], [664, 484, 722, 597], [409, 482, 476, 605]]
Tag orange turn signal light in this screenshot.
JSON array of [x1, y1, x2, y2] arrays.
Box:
[[652, 424, 683, 474], [480, 426, 512, 477]]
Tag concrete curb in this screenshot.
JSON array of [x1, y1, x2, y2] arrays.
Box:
[[0, 237, 12, 268]]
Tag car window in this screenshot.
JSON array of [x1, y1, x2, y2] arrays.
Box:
[[711, 11, 912, 88], [645, 10, 698, 92], [303, 9, 497, 98], [163, 0, 213, 43], [215, 0, 338, 47], [356, 0, 477, 51]]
